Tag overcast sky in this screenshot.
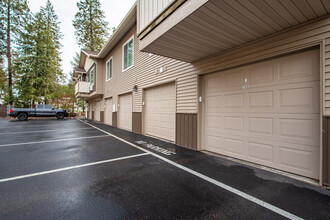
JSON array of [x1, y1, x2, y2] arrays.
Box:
[[28, 0, 136, 82]]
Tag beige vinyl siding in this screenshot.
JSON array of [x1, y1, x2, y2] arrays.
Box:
[[193, 17, 330, 116], [138, 0, 175, 33], [104, 26, 198, 114], [84, 57, 95, 73]]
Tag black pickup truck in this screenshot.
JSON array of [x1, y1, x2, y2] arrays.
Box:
[[9, 104, 69, 121]]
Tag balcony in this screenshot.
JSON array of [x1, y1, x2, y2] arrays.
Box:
[[138, 0, 330, 62], [75, 81, 90, 100]]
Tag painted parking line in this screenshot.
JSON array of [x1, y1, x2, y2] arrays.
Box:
[[0, 127, 93, 135], [77, 119, 303, 220], [0, 122, 88, 129], [0, 153, 149, 183], [0, 135, 109, 147]]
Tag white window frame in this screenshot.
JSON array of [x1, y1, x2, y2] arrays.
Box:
[[106, 57, 113, 81], [90, 66, 95, 85], [122, 35, 134, 72]]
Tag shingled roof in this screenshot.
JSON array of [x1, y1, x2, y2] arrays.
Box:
[[82, 49, 99, 57]]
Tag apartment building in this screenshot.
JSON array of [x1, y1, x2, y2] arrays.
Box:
[[75, 1, 330, 186], [75, 4, 198, 145]]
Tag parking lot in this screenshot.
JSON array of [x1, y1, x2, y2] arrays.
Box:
[[0, 118, 330, 219]]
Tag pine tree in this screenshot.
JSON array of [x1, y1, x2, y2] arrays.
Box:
[[0, 0, 29, 105], [15, 0, 62, 107], [73, 0, 109, 51], [0, 57, 5, 93]]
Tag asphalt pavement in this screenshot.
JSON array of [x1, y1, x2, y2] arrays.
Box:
[[0, 118, 329, 219]]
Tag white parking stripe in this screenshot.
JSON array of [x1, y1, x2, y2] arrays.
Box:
[[0, 123, 87, 129], [0, 153, 150, 183], [0, 135, 109, 147], [77, 119, 303, 220], [0, 127, 93, 135]]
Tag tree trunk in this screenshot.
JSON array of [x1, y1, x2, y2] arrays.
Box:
[[89, 1, 94, 51], [7, 0, 13, 105]]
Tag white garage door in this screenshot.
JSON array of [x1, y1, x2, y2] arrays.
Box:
[[94, 101, 101, 121], [105, 98, 113, 125], [118, 93, 132, 131], [144, 83, 176, 142], [203, 49, 320, 179]]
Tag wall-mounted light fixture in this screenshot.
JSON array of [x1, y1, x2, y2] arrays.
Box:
[[132, 85, 138, 92]]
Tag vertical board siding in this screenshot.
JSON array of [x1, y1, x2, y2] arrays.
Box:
[[104, 26, 197, 114], [112, 112, 117, 127], [323, 117, 330, 185], [139, 0, 175, 33], [100, 111, 104, 123], [132, 112, 142, 134], [176, 113, 197, 150]]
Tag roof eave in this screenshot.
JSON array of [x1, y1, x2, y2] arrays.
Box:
[[97, 3, 137, 59]]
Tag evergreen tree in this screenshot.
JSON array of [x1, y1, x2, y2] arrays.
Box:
[[70, 51, 80, 69], [15, 0, 62, 107], [0, 57, 5, 92], [73, 0, 109, 51], [0, 0, 29, 105]]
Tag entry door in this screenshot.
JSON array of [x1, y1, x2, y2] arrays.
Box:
[[105, 98, 113, 125], [88, 103, 93, 120], [118, 93, 132, 131], [144, 83, 176, 141], [94, 101, 101, 121], [203, 49, 320, 179]]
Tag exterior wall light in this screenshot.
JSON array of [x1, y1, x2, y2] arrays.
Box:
[[132, 85, 138, 92]]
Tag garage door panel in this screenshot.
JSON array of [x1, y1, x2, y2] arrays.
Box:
[[278, 53, 317, 81], [247, 117, 274, 136], [144, 83, 175, 142], [247, 141, 274, 164], [105, 98, 112, 125], [224, 93, 244, 111], [247, 90, 275, 112], [224, 71, 245, 89], [224, 116, 244, 132], [224, 137, 244, 156], [203, 49, 320, 179], [278, 115, 320, 146], [277, 143, 319, 179], [278, 82, 319, 114], [248, 63, 274, 86]]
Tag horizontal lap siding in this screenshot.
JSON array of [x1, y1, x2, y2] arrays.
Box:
[[104, 26, 198, 114], [193, 17, 330, 116]]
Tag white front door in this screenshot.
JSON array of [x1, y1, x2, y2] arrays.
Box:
[[118, 93, 132, 131]]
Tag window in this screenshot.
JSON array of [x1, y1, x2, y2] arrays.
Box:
[[106, 57, 113, 81], [122, 36, 134, 71], [45, 105, 53, 109], [90, 66, 95, 85], [37, 105, 43, 109]]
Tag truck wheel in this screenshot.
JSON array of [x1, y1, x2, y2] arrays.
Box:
[[18, 113, 28, 121], [56, 113, 65, 120]]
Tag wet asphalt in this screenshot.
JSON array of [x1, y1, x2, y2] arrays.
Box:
[[0, 118, 330, 219]]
